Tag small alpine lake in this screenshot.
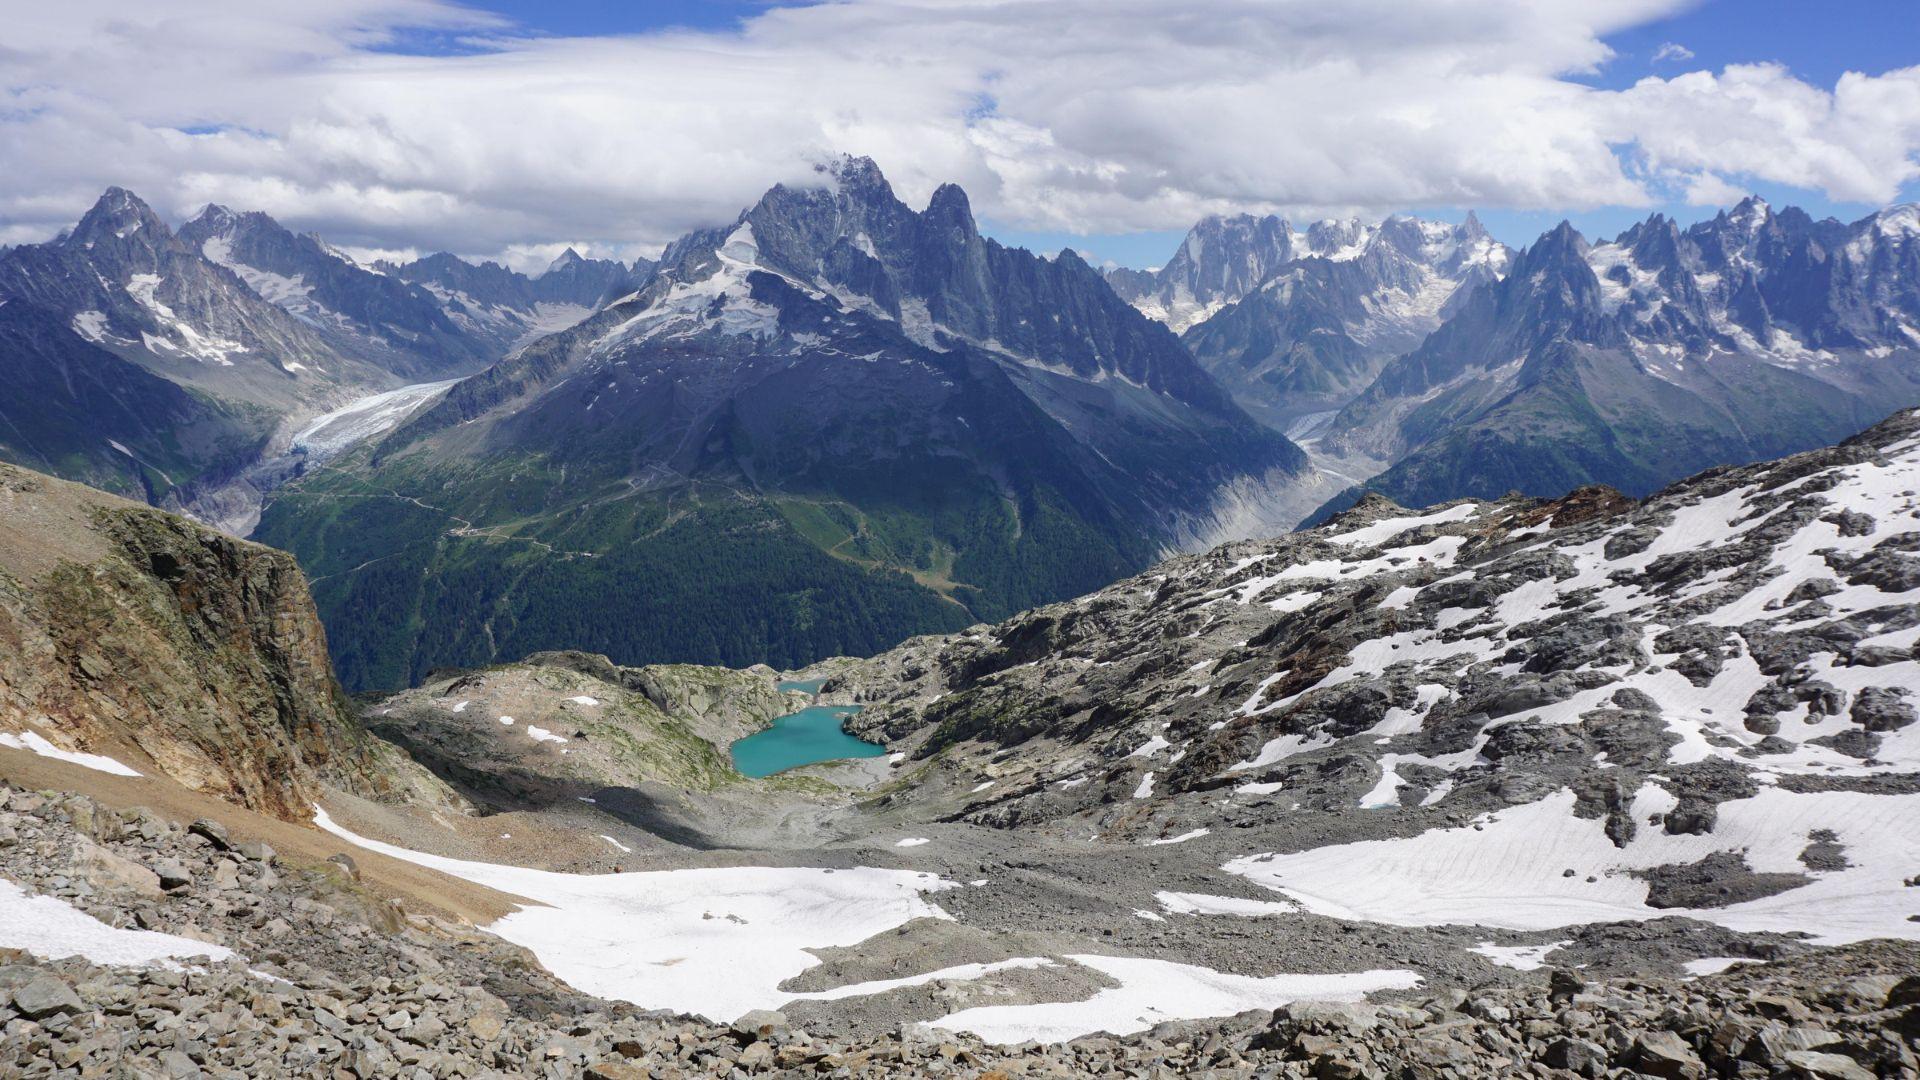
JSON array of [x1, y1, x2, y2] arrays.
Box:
[[730, 703, 887, 778]]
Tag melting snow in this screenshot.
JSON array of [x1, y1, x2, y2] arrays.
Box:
[[1225, 787, 1920, 944], [926, 955, 1420, 1045], [313, 808, 956, 1021], [1155, 892, 1294, 918], [1469, 941, 1569, 971], [0, 879, 233, 968], [0, 731, 141, 777], [1146, 828, 1210, 846]]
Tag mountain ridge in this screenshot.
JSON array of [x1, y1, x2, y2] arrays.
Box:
[[255, 157, 1320, 691], [1309, 198, 1920, 519]]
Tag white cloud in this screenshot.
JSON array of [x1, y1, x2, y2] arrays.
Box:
[[1608, 63, 1920, 205], [1653, 41, 1696, 63], [1, 0, 1916, 259]]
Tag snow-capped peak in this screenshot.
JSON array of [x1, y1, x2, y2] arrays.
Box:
[[1875, 203, 1920, 240], [189, 203, 239, 233], [542, 247, 585, 276], [1728, 195, 1772, 232]]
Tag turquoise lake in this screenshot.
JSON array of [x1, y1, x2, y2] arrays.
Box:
[[776, 678, 828, 695], [730, 704, 887, 778]]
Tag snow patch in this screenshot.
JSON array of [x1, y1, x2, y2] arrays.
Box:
[[926, 955, 1420, 1045], [0, 731, 141, 777], [313, 808, 956, 1021], [0, 878, 232, 968]]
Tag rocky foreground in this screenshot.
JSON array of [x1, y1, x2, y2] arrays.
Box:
[[3, 781, 1918, 1079]]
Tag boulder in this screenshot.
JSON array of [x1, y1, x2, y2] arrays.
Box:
[[10, 975, 85, 1019]]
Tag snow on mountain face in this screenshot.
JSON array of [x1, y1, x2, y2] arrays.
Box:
[[835, 408, 1920, 945], [179, 206, 514, 380], [1573, 200, 1920, 373], [1318, 199, 1920, 517], [0, 189, 350, 400], [560, 155, 1276, 429], [1112, 211, 1509, 334], [1107, 214, 1300, 332], [1123, 211, 1513, 426]]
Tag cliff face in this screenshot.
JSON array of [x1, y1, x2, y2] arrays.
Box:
[[0, 461, 451, 820]]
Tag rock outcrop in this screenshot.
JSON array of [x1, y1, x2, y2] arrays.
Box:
[[0, 461, 453, 820]]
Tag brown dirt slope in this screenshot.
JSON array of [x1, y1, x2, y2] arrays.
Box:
[[0, 460, 457, 820]]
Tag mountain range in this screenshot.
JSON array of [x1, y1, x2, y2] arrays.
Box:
[[1312, 199, 1920, 515], [0, 189, 637, 530], [1112, 199, 1920, 523], [254, 157, 1314, 690], [4, 173, 1919, 695], [4, 390, 1915, 1071], [1107, 211, 1510, 426]]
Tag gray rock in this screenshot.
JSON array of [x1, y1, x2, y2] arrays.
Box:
[[1633, 1029, 1704, 1079], [731, 1009, 790, 1043], [152, 859, 192, 891], [10, 976, 84, 1019], [1851, 686, 1916, 731], [1542, 1037, 1607, 1076], [188, 819, 232, 851], [1782, 1050, 1877, 1080]]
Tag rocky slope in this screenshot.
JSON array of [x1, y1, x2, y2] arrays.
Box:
[[1317, 199, 1920, 516], [810, 407, 1920, 946], [178, 205, 500, 381], [0, 190, 625, 529], [5, 782, 1915, 1078], [364, 651, 804, 811], [0, 460, 447, 820], [375, 246, 648, 355], [257, 157, 1313, 691], [1108, 212, 1510, 425]]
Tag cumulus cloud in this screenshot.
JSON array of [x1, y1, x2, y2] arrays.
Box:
[[1653, 41, 1696, 63], [1, 0, 1916, 260]]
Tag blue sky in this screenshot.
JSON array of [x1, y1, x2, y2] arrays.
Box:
[[5, 1, 1916, 267], [448, 0, 1920, 266], [462, 0, 778, 35], [980, 0, 1920, 267]]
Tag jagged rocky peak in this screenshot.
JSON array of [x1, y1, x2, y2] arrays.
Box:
[[186, 200, 239, 231], [1321, 190, 1920, 522], [1725, 193, 1773, 233], [736, 153, 943, 283], [1873, 201, 1920, 240], [1301, 216, 1372, 258], [64, 186, 173, 252], [543, 246, 585, 274], [1514, 220, 1604, 307], [1104, 213, 1301, 331], [617, 153, 1229, 398], [178, 202, 311, 267], [1178, 213, 1296, 274], [1165, 205, 1517, 424]]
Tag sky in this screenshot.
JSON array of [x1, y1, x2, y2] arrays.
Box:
[[1, 0, 1915, 271]]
